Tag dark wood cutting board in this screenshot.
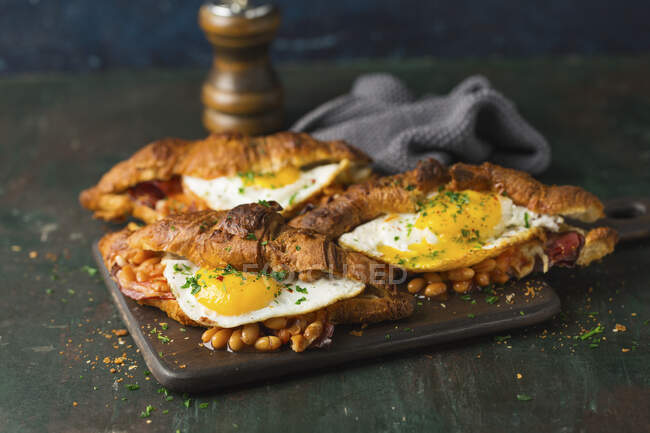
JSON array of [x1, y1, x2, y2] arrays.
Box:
[[92, 197, 648, 393]]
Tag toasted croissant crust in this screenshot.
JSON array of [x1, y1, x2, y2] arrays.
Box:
[[447, 162, 604, 222], [576, 226, 618, 266], [128, 203, 396, 292], [80, 132, 371, 221], [289, 158, 449, 238], [292, 159, 606, 238]]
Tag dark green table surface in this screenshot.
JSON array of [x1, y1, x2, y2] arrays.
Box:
[[1, 57, 649, 433]]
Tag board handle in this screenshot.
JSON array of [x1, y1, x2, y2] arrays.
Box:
[[599, 197, 650, 242]]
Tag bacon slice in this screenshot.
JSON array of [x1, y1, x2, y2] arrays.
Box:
[[545, 231, 585, 267]]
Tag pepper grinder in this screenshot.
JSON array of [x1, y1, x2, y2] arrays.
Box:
[[199, 0, 283, 135]]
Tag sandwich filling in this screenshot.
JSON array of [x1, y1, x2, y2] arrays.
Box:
[[339, 189, 563, 272]]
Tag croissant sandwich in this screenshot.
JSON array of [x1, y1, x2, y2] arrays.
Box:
[[81, 132, 371, 224], [290, 159, 617, 297], [98, 202, 413, 353]]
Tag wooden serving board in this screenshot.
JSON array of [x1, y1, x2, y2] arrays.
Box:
[[93, 243, 560, 392]]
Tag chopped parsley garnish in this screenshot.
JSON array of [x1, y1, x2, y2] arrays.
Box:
[[460, 294, 472, 302], [394, 236, 400, 241], [467, 313, 476, 319], [485, 295, 499, 304], [157, 334, 170, 343], [238, 187, 245, 194], [160, 323, 168, 330], [288, 192, 298, 206], [270, 270, 287, 282], [516, 394, 533, 401], [294, 285, 308, 294], [183, 397, 192, 408], [261, 240, 268, 246], [81, 265, 98, 276], [45, 289, 53, 295], [580, 325, 604, 340], [295, 297, 307, 305], [494, 335, 511, 343], [173, 263, 191, 274], [524, 212, 530, 228], [295, 246, 301, 251], [199, 402, 209, 409], [126, 384, 139, 391], [405, 185, 415, 191], [258, 200, 271, 207], [182, 275, 202, 295], [245, 233, 257, 240], [140, 405, 155, 418]]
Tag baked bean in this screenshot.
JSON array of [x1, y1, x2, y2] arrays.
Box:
[[423, 272, 442, 283], [276, 328, 291, 344], [131, 250, 153, 265], [407, 277, 426, 294], [210, 329, 233, 349], [447, 267, 475, 282], [241, 323, 259, 345], [452, 280, 472, 293], [472, 259, 496, 273], [490, 268, 510, 284], [290, 335, 309, 353], [424, 282, 447, 299], [115, 255, 126, 267], [228, 329, 244, 352], [495, 254, 511, 272], [254, 336, 282, 351], [263, 317, 288, 330], [474, 272, 491, 287], [304, 321, 323, 343], [118, 266, 135, 283], [201, 327, 219, 343], [287, 318, 307, 336], [135, 270, 147, 283]]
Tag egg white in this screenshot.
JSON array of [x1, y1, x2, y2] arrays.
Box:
[[182, 161, 346, 213], [162, 256, 365, 328], [339, 194, 563, 271]]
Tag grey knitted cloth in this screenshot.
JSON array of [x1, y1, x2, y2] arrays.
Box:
[[291, 74, 551, 175]]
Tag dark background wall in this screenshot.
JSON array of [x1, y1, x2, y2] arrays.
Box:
[[1, 0, 649, 75]]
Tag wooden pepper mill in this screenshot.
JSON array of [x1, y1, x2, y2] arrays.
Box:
[[199, 0, 283, 135]]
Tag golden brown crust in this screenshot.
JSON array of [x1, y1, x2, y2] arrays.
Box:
[[289, 158, 449, 238], [127, 204, 397, 292], [80, 132, 370, 221], [577, 226, 618, 266], [326, 288, 414, 324], [448, 162, 604, 222]]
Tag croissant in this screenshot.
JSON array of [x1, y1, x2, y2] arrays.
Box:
[[81, 132, 371, 223], [98, 203, 414, 338]]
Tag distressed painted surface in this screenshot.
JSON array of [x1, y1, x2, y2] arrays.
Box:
[[0, 57, 649, 433], [2, 0, 650, 74]]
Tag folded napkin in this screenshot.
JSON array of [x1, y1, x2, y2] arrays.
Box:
[[291, 74, 551, 175]]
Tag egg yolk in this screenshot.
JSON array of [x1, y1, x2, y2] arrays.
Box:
[[378, 190, 503, 269], [193, 268, 281, 316], [240, 166, 301, 189]]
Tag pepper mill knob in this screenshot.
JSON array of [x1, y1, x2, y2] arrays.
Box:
[[199, 0, 283, 135]]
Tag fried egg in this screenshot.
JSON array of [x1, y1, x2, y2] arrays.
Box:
[[162, 257, 365, 328], [339, 189, 563, 272], [182, 160, 348, 213]]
